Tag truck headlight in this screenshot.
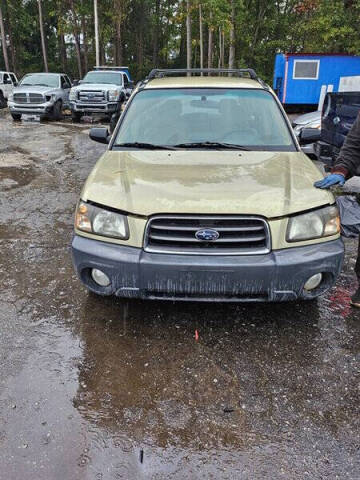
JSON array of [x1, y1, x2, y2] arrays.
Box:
[[287, 206, 340, 242], [75, 201, 129, 239], [108, 89, 120, 101], [69, 88, 77, 101]]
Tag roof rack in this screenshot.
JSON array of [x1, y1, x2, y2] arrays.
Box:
[[147, 68, 257, 80], [143, 68, 268, 89], [93, 66, 129, 71]]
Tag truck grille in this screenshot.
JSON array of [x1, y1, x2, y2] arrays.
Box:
[[13, 93, 44, 104], [78, 90, 106, 103], [144, 216, 271, 255]]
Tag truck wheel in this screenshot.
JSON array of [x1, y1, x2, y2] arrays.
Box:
[[52, 100, 63, 121], [11, 112, 21, 121], [0, 91, 7, 108], [72, 112, 82, 123]]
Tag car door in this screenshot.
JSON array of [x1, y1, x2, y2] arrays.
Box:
[[61, 75, 71, 106], [2, 73, 12, 98], [123, 74, 132, 98]]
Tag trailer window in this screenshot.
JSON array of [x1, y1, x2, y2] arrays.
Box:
[[293, 60, 319, 80]]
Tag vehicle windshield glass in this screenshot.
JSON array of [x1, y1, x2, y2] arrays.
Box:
[[114, 88, 296, 151], [82, 72, 123, 85], [20, 74, 59, 88]]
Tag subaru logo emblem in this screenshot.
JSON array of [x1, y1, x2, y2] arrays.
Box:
[[195, 228, 220, 242]]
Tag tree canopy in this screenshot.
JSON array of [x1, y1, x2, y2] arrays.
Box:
[[0, 0, 359, 83]]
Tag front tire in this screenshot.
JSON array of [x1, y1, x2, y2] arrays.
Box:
[[51, 100, 63, 121], [11, 112, 21, 121], [0, 91, 7, 108], [71, 111, 82, 123]]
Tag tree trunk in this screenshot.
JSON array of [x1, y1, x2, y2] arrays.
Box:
[[0, 3, 10, 71], [81, 13, 88, 73], [114, 0, 123, 65], [37, 0, 48, 72], [199, 3, 203, 72], [153, 0, 160, 66], [207, 14, 213, 70], [3, 0, 15, 72], [186, 0, 191, 73], [228, 0, 235, 69], [59, 33, 67, 73], [94, 0, 100, 66], [70, 0, 82, 77]]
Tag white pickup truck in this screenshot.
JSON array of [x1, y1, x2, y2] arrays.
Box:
[[0, 71, 18, 108]]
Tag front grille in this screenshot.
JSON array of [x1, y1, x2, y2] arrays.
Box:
[[78, 90, 106, 103], [13, 93, 45, 104], [144, 216, 271, 255]]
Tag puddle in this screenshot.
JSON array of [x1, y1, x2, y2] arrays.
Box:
[[0, 166, 37, 190]]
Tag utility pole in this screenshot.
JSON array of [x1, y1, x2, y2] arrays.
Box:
[[94, 0, 100, 67], [0, 3, 10, 71], [37, 0, 48, 72]]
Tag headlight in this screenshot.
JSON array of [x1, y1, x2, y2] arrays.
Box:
[[45, 94, 55, 102], [108, 89, 120, 101], [287, 206, 340, 242], [75, 201, 129, 239], [69, 88, 77, 101]]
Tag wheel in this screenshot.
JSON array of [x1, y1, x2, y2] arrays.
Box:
[[71, 111, 82, 123], [11, 112, 21, 121], [51, 100, 63, 121], [109, 113, 119, 133], [0, 91, 7, 108]]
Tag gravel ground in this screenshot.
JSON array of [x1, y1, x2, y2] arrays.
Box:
[[0, 110, 359, 479]]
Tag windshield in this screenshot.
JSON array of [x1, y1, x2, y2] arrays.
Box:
[[114, 88, 296, 151], [82, 72, 123, 85], [20, 74, 59, 88]]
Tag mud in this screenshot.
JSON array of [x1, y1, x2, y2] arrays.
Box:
[[0, 112, 359, 479]]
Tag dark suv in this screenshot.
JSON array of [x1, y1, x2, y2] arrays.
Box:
[[316, 91, 360, 166]]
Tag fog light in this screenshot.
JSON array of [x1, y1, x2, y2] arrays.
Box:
[[91, 268, 111, 287], [304, 273, 323, 291]]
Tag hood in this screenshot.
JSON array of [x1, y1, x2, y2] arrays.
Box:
[[81, 151, 333, 218], [14, 85, 57, 95], [293, 111, 321, 126], [74, 83, 120, 91]]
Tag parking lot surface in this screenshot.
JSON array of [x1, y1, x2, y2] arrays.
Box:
[[0, 112, 359, 479]]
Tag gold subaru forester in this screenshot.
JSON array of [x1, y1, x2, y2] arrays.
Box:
[[72, 68, 343, 302]]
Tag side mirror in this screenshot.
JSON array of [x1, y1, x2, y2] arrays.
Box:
[[13, 81, 18, 87], [299, 128, 321, 145], [73, 79, 79, 86], [89, 127, 110, 144], [129, 81, 134, 89], [63, 83, 71, 89]]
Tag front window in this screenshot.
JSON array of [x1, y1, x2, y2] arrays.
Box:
[[81, 72, 123, 86], [114, 88, 296, 151], [20, 74, 60, 88]]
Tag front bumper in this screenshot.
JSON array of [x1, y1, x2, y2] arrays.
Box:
[[8, 100, 54, 115], [70, 101, 118, 114], [72, 235, 344, 302]]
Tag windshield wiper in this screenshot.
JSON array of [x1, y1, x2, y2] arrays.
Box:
[[173, 141, 250, 151], [115, 142, 178, 150]]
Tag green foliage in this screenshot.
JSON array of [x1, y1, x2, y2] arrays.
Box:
[[0, 0, 360, 82]]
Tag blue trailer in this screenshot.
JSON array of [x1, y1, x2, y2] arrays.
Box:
[[273, 53, 360, 109]]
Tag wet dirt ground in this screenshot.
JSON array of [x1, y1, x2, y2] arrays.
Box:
[[0, 110, 359, 479]]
